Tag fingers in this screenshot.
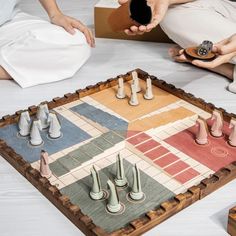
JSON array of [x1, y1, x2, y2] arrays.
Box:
[[118, 0, 128, 5], [192, 56, 226, 69], [71, 19, 95, 47]]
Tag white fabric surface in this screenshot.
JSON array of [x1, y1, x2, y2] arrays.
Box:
[[161, 0, 236, 64], [0, 11, 91, 88], [0, 0, 18, 26]]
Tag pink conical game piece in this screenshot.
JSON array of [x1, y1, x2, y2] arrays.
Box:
[[229, 118, 236, 147], [211, 110, 223, 137], [196, 117, 209, 145], [40, 150, 52, 178]]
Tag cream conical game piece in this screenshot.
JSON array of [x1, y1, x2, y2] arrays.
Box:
[[30, 120, 43, 146], [116, 77, 126, 99], [211, 110, 223, 137], [36, 104, 49, 129], [40, 150, 52, 178], [228, 67, 236, 94], [144, 77, 154, 100], [47, 112, 62, 139], [229, 118, 236, 147], [114, 154, 127, 187], [196, 117, 208, 145], [90, 166, 104, 200], [129, 164, 144, 201], [106, 180, 122, 213], [131, 71, 141, 93], [129, 82, 139, 106], [18, 111, 31, 137]]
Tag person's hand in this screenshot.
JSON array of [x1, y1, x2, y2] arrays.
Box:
[[169, 34, 236, 69], [191, 34, 236, 69], [118, 0, 171, 35], [50, 13, 95, 47]]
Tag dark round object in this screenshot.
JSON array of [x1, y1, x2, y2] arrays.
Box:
[[130, 0, 152, 25]]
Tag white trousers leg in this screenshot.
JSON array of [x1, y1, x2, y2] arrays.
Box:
[[0, 11, 91, 88], [160, 0, 236, 52]]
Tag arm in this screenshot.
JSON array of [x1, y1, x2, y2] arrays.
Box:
[[119, 0, 195, 35], [38, 0, 95, 47]]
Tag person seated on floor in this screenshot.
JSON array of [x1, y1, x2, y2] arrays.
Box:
[[0, 0, 95, 88], [118, 0, 236, 87]]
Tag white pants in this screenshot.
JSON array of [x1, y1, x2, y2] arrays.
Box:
[[0, 11, 91, 88], [160, 0, 236, 65]]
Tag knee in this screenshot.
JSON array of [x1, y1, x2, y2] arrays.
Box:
[[160, 8, 190, 48]]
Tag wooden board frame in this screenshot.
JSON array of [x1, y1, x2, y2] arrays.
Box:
[[0, 69, 236, 236], [228, 206, 236, 236]]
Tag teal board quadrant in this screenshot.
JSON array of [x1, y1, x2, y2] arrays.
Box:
[[60, 160, 174, 233], [49, 131, 125, 177]]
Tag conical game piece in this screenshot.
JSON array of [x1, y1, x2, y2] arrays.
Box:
[[47, 112, 62, 139], [106, 180, 122, 213], [129, 164, 144, 201], [90, 166, 104, 200], [40, 150, 52, 178], [196, 117, 208, 145], [18, 111, 31, 137], [30, 120, 43, 146], [115, 154, 127, 187], [229, 118, 236, 147], [144, 77, 154, 100], [129, 83, 139, 106], [116, 77, 126, 99], [228, 68, 236, 94], [36, 104, 49, 129], [131, 71, 141, 93], [211, 110, 223, 137]]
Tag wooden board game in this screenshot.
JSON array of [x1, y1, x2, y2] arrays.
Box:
[[228, 205, 236, 236], [0, 69, 236, 236]]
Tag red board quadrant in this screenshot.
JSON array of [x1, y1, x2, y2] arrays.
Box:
[[165, 124, 236, 172]]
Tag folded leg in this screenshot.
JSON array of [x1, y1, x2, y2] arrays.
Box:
[[0, 12, 91, 88]]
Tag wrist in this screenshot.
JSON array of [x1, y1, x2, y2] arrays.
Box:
[[48, 9, 62, 21]]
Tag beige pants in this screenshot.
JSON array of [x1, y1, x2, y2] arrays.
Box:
[[161, 0, 236, 58]]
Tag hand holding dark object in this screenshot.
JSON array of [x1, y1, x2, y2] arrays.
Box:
[[114, 0, 170, 35]]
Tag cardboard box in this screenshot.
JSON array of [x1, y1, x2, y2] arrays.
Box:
[[94, 0, 173, 43]]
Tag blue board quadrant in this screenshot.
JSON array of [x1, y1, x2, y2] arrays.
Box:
[[70, 102, 128, 134], [0, 114, 91, 163]]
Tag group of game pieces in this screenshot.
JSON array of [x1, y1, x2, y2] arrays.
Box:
[[39, 152, 145, 214], [89, 154, 145, 214], [195, 109, 236, 147], [18, 104, 62, 146], [116, 71, 154, 106]]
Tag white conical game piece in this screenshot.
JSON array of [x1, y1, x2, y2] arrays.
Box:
[[211, 109, 223, 137], [228, 67, 236, 94], [40, 150, 52, 178], [116, 77, 126, 99], [114, 154, 127, 187], [106, 180, 122, 213], [129, 83, 139, 106], [30, 120, 43, 146], [36, 104, 49, 129], [129, 164, 144, 201], [47, 112, 62, 139], [229, 118, 236, 147], [131, 71, 141, 93], [18, 111, 31, 137], [144, 77, 154, 100], [90, 166, 104, 200], [195, 117, 208, 145]]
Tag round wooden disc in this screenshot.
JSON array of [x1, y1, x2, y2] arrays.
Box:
[[185, 47, 216, 60]]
